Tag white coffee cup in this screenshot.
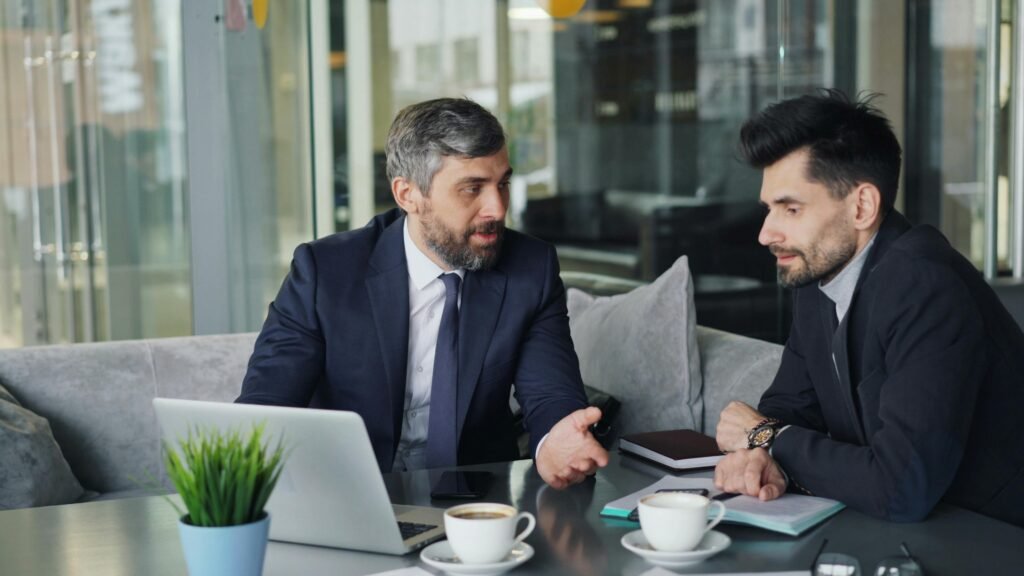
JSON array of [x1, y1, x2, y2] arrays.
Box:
[[444, 503, 536, 564], [637, 492, 726, 552]]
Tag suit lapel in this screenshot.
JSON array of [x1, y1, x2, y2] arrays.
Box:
[[366, 217, 411, 455], [840, 211, 912, 442], [456, 269, 506, 441], [831, 312, 866, 444], [827, 210, 917, 438]]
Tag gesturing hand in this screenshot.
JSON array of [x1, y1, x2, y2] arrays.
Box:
[[536, 407, 609, 489], [713, 447, 786, 501], [716, 401, 767, 452]]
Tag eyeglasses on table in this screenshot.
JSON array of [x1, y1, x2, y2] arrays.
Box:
[[813, 539, 924, 576]]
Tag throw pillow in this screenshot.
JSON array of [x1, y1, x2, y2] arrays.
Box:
[[0, 382, 84, 509], [567, 256, 703, 437]]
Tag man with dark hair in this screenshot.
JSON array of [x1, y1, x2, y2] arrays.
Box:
[[714, 90, 1024, 526], [239, 98, 608, 488]]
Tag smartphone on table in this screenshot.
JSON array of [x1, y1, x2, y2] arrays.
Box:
[[429, 471, 494, 500]]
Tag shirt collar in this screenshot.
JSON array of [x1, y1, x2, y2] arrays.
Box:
[[403, 218, 464, 291], [819, 232, 877, 321]]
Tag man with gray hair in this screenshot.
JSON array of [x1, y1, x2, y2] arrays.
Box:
[[239, 98, 608, 489]]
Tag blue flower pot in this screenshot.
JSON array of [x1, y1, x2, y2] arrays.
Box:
[[178, 513, 270, 576]]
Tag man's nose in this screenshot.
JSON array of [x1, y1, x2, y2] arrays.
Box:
[[758, 216, 782, 247], [479, 186, 508, 221]]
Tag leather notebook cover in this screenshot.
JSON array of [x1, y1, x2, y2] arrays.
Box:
[[618, 429, 722, 469]]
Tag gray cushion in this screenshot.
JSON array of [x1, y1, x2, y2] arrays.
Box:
[[0, 382, 83, 509], [567, 256, 703, 436], [0, 340, 159, 493], [697, 326, 783, 434], [0, 334, 257, 496]]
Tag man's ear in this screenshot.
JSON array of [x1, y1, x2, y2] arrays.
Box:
[[391, 177, 420, 213], [850, 183, 882, 231]]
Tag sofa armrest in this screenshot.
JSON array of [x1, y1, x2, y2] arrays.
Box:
[[697, 326, 783, 435]]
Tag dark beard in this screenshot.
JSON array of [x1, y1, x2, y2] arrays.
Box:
[[423, 218, 505, 271], [773, 241, 855, 288]]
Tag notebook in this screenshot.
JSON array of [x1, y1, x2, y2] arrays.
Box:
[[618, 429, 724, 470], [600, 475, 845, 536]]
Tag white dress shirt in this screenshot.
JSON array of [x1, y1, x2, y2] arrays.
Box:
[[392, 220, 464, 471]]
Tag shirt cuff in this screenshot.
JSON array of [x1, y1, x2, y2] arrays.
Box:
[[534, 433, 550, 460], [768, 424, 791, 458], [769, 425, 791, 487]]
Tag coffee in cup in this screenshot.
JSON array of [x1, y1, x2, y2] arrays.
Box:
[[637, 492, 725, 552], [444, 503, 536, 564]]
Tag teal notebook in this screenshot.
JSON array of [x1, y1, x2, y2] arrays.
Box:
[[600, 475, 844, 537]]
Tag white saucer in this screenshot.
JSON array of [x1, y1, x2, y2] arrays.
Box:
[[420, 540, 534, 575], [620, 529, 731, 568]]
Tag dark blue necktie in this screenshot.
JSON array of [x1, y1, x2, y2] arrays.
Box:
[[426, 273, 461, 468]]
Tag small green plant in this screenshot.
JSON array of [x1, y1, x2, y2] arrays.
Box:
[[163, 423, 287, 527]]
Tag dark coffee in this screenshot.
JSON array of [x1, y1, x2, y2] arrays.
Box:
[[451, 510, 512, 520]]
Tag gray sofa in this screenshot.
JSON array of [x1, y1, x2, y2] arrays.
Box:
[[0, 334, 257, 499], [0, 323, 781, 503]]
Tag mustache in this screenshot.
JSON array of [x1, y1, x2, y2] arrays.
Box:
[[769, 245, 803, 259], [467, 221, 505, 236]]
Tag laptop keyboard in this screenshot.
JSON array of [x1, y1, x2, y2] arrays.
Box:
[[398, 521, 437, 540]]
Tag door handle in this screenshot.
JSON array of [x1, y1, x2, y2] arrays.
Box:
[[43, 36, 70, 279]]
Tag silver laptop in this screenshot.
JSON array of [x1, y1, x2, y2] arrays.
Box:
[[153, 398, 445, 555]]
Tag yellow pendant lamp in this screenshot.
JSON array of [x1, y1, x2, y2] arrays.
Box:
[[537, 0, 587, 19], [253, 0, 269, 29]]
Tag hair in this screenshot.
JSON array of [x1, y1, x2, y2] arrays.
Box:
[[385, 98, 506, 194], [738, 89, 902, 212]]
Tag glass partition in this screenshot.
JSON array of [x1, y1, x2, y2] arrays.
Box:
[[2, 0, 1020, 347], [0, 0, 191, 346], [0, 0, 319, 345], [905, 0, 1014, 274], [182, 0, 317, 334], [337, 0, 851, 342]]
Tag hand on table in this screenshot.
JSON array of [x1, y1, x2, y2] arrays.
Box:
[[716, 400, 767, 452], [713, 447, 786, 501], [536, 407, 609, 489]]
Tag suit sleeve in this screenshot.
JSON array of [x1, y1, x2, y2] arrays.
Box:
[[769, 261, 986, 522], [513, 245, 588, 457], [236, 243, 325, 407], [759, 294, 828, 432]]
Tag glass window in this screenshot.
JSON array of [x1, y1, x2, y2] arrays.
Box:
[[904, 0, 1011, 273], [0, 0, 319, 345], [0, 0, 191, 346]]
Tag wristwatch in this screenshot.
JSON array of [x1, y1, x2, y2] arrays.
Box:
[[746, 417, 784, 450]]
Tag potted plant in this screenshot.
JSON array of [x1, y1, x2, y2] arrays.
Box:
[[163, 423, 287, 576]]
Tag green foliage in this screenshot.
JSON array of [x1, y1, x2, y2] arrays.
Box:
[[163, 423, 287, 527]]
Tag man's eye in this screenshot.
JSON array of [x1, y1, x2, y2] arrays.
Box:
[[464, 186, 481, 195], [786, 206, 799, 215]]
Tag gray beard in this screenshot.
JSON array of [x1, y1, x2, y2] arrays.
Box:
[[422, 218, 503, 271]]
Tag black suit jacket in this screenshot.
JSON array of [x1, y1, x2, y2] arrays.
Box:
[[761, 211, 1024, 526], [238, 209, 587, 471]]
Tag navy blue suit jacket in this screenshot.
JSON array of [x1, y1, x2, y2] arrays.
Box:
[[761, 211, 1024, 527], [238, 209, 588, 472]]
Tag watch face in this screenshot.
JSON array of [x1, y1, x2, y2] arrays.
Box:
[[750, 426, 774, 447]]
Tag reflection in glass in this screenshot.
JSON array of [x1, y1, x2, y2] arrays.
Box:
[[0, 0, 191, 346], [905, 0, 1008, 271], [332, 0, 1019, 341], [530, 479, 607, 576]]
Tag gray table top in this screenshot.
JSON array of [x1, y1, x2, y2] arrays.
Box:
[[1, 453, 1022, 575]]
